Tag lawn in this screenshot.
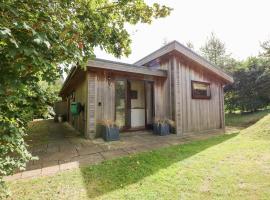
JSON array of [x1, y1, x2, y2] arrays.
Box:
[[7, 114, 270, 200], [225, 109, 269, 127]]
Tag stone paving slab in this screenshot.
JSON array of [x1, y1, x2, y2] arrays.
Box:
[[98, 141, 140, 151], [42, 160, 59, 168], [77, 145, 103, 156], [4, 121, 227, 181], [60, 161, 79, 171], [42, 165, 60, 176], [26, 163, 42, 171], [22, 169, 41, 179]]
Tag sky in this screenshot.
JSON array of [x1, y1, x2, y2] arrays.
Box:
[[94, 0, 270, 64]]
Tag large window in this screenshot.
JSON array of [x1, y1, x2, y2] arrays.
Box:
[[191, 81, 211, 99]]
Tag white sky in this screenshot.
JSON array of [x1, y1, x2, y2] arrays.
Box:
[[94, 0, 270, 64]]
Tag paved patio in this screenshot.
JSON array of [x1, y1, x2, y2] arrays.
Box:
[[5, 120, 232, 181]]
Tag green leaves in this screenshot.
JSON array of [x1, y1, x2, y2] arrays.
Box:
[[224, 56, 270, 112], [33, 35, 51, 49], [0, 0, 171, 196], [0, 27, 11, 37], [0, 27, 19, 48], [200, 32, 227, 67]]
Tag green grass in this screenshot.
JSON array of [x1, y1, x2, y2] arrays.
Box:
[[225, 109, 270, 127], [7, 114, 270, 200]]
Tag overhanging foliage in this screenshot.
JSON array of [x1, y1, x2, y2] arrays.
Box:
[[0, 0, 171, 196]]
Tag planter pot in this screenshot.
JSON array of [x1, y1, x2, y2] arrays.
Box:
[[153, 123, 159, 135], [98, 125, 120, 141], [169, 126, 176, 134], [153, 123, 170, 136]]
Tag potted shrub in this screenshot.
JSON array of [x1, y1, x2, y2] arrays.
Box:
[[166, 119, 176, 134], [97, 120, 120, 141], [153, 119, 170, 136]]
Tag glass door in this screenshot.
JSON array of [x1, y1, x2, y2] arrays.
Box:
[[115, 80, 126, 129], [115, 79, 150, 130]]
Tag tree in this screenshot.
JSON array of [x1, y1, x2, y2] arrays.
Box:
[[35, 79, 63, 119], [200, 32, 226, 65], [261, 39, 270, 58], [186, 41, 194, 50], [225, 39, 270, 113], [200, 32, 236, 72], [0, 0, 171, 196], [224, 57, 270, 112]]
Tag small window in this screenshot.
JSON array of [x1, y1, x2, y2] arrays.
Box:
[[191, 81, 211, 99]]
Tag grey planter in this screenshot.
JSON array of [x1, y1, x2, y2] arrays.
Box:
[[169, 125, 176, 134], [153, 123, 170, 136], [98, 125, 120, 141]]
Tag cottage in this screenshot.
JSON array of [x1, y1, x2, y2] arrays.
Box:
[[59, 40, 233, 139]]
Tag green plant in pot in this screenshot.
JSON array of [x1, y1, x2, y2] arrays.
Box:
[[97, 120, 120, 141], [166, 119, 176, 134], [153, 119, 170, 136]]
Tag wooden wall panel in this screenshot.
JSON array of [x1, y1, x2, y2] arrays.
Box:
[[86, 72, 97, 139], [71, 57, 224, 138], [153, 60, 171, 121], [173, 57, 183, 135], [86, 70, 116, 138], [173, 57, 224, 134], [95, 71, 115, 122]]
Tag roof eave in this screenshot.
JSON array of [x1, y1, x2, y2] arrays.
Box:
[[87, 58, 167, 77], [59, 66, 78, 96], [134, 40, 234, 84], [59, 58, 167, 96]]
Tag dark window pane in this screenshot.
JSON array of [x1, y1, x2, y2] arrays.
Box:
[[192, 81, 211, 99]]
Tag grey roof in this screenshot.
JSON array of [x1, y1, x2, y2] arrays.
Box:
[[134, 40, 233, 83], [87, 58, 167, 77]]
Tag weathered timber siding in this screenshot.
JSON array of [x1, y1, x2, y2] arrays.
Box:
[[95, 71, 115, 126], [86, 70, 115, 138], [86, 71, 97, 139], [86, 69, 168, 138], [154, 61, 171, 120], [173, 56, 224, 134]]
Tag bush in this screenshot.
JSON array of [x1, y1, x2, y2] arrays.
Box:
[[225, 57, 270, 112]]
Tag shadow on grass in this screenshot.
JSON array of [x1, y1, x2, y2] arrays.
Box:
[[80, 133, 238, 199]]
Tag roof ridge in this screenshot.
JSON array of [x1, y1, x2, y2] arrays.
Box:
[[133, 40, 233, 83], [173, 41, 230, 76], [94, 57, 145, 68], [134, 41, 175, 65]]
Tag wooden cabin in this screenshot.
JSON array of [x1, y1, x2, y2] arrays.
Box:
[[59, 40, 233, 139]]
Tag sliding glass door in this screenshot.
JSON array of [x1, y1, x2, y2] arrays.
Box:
[[115, 80, 126, 129], [115, 79, 154, 130]]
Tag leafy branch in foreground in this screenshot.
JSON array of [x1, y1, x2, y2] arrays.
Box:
[[0, 0, 171, 196]]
